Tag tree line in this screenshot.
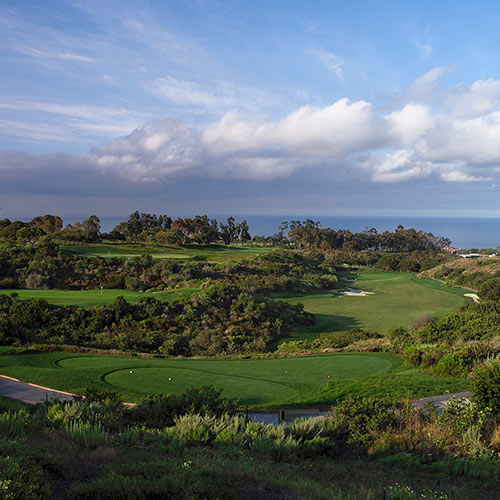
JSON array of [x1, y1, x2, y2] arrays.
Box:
[[0, 212, 251, 245]]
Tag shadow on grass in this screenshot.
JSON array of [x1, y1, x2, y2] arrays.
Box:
[[268, 313, 360, 348]]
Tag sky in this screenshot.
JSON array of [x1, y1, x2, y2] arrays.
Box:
[[3, 0, 500, 218]]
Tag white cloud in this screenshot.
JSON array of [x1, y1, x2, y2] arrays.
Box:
[[406, 66, 450, 102], [414, 23, 433, 60], [387, 103, 434, 145], [148, 76, 280, 113], [314, 50, 345, 80], [440, 170, 491, 182], [369, 150, 431, 183], [447, 79, 500, 118], [5, 68, 500, 191], [18, 47, 95, 63], [0, 97, 157, 142]]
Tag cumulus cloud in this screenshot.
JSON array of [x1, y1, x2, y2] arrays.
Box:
[[5, 68, 500, 194]]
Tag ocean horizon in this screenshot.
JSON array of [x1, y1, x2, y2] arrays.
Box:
[[15, 214, 499, 250]]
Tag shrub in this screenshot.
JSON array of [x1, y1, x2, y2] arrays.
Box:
[[479, 278, 500, 302], [117, 427, 140, 448], [0, 410, 28, 438], [288, 417, 324, 441], [66, 421, 108, 449], [0, 456, 50, 500], [471, 361, 500, 414]]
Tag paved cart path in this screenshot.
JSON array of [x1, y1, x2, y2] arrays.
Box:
[[0, 374, 473, 420], [0, 375, 75, 403]]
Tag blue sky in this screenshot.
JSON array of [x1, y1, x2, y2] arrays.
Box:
[[3, 0, 500, 218]]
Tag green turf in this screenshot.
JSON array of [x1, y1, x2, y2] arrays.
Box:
[[0, 351, 468, 407], [0, 288, 197, 307], [276, 271, 469, 341], [60, 243, 273, 262]]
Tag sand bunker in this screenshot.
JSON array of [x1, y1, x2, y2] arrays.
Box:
[[339, 287, 374, 297], [464, 293, 479, 303]]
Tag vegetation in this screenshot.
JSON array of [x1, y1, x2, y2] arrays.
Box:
[[0, 282, 313, 355], [0, 386, 500, 499], [420, 254, 500, 290], [2, 212, 498, 497]]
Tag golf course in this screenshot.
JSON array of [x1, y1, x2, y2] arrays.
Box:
[[0, 287, 197, 307], [60, 243, 273, 262], [0, 270, 472, 407], [0, 350, 468, 407], [278, 270, 469, 341]]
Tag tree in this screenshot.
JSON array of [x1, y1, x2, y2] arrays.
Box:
[[83, 215, 101, 242], [239, 220, 251, 243], [30, 214, 63, 234]]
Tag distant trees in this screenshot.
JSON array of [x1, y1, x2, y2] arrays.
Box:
[[279, 220, 451, 254], [111, 212, 251, 246]]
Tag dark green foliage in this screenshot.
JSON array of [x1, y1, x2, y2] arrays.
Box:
[[82, 386, 121, 404], [0, 439, 62, 500], [325, 396, 412, 446], [134, 386, 237, 427], [0, 281, 313, 355], [471, 361, 500, 414], [281, 220, 450, 254], [61, 459, 237, 500], [479, 277, 500, 302]]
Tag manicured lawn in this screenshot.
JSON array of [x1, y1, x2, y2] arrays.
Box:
[[0, 288, 197, 307], [276, 271, 469, 341], [60, 243, 273, 262], [0, 350, 468, 407]]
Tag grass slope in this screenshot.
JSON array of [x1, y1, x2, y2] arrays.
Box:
[[0, 351, 467, 407], [0, 288, 197, 307], [277, 271, 469, 341], [60, 242, 272, 262]]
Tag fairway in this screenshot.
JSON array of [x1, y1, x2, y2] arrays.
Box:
[[277, 271, 468, 341], [60, 243, 273, 262], [0, 350, 468, 407], [0, 288, 197, 307]]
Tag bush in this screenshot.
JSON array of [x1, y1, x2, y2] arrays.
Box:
[[66, 421, 108, 449], [0, 456, 50, 500], [471, 361, 500, 414], [135, 385, 237, 428], [0, 410, 28, 438], [479, 278, 500, 302]]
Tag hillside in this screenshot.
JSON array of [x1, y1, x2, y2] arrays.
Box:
[[419, 255, 500, 289]]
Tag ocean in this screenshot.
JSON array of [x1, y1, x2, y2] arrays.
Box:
[[57, 215, 500, 250]]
